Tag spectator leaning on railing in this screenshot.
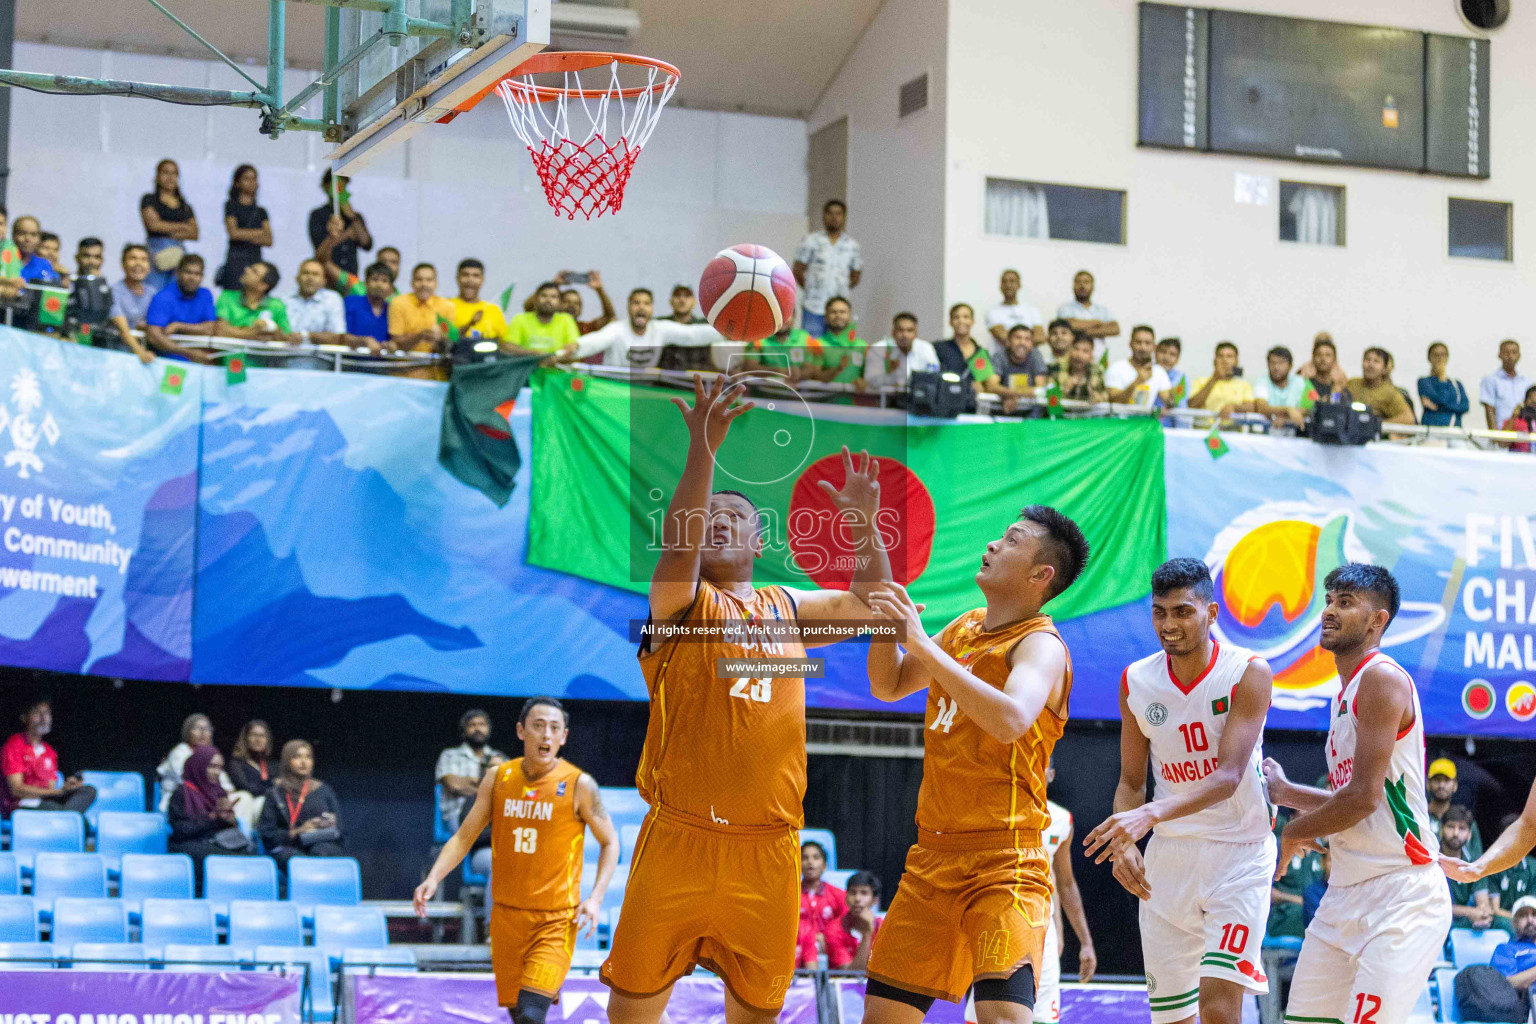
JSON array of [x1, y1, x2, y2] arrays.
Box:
[[216, 261, 291, 342], [452, 259, 508, 343], [502, 281, 580, 363], [572, 286, 721, 369], [36, 232, 69, 287], [143, 254, 217, 364], [1189, 341, 1254, 423], [800, 295, 864, 385], [284, 258, 354, 357], [1500, 385, 1536, 454], [1047, 332, 1108, 406], [1346, 346, 1415, 424], [1298, 332, 1348, 398], [937, 301, 1022, 411], [389, 263, 455, 380], [995, 323, 1052, 393], [0, 206, 19, 284], [68, 237, 114, 339], [1253, 345, 1315, 428], [105, 244, 158, 364], [344, 262, 395, 344], [1418, 342, 1470, 427], [1104, 324, 1172, 406], [1, 695, 97, 818], [859, 312, 938, 392], [1155, 337, 1188, 409], [12, 216, 57, 283]]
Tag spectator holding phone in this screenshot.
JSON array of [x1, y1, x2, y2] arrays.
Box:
[[168, 745, 254, 887], [257, 740, 345, 871], [1, 695, 96, 818]]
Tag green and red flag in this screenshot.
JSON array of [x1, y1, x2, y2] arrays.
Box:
[[1043, 380, 1063, 420], [438, 314, 461, 345], [526, 374, 1167, 629], [73, 324, 95, 346], [438, 354, 546, 506], [1205, 423, 1230, 459], [1211, 695, 1230, 715], [35, 286, 69, 327], [1167, 376, 1187, 407], [224, 353, 247, 385], [160, 364, 185, 395]]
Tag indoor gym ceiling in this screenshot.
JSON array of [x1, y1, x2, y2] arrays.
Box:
[[16, 0, 884, 118]]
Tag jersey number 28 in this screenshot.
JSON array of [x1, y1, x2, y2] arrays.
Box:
[[730, 677, 772, 702]]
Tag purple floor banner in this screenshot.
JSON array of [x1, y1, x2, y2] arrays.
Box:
[[0, 968, 301, 1021], [831, 980, 1257, 1024], [351, 974, 818, 1024]]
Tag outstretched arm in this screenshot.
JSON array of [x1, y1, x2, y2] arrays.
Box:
[[414, 770, 496, 915], [1444, 778, 1536, 882], [786, 448, 891, 647], [1086, 660, 1272, 861], [649, 375, 753, 623], [575, 775, 620, 938]]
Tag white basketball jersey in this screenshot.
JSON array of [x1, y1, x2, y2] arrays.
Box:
[[1124, 641, 1273, 843], [1324, 650, 1439, 887], [1043, 799, 1072, 861]]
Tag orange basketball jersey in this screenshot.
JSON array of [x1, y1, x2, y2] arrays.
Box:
[[490, 758, 586, 911], [636, 579, 806, 830], [918, 610, 1071, 837]]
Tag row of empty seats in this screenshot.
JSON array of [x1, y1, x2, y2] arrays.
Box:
[[0, 895, 389, 949], [1, 851, 359, 909]]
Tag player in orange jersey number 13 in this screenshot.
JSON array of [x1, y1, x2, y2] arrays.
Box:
[[415, 697, 620, 1024]]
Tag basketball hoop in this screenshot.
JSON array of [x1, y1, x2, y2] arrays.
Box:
[[443, 52, 679, 220]]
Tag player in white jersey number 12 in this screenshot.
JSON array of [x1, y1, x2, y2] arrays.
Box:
[[1263, 564, 1451, 1024], [1083, 558, 1275, 1024]]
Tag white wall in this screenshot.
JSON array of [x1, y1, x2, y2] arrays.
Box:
[[7, 42, 807, 309], [943, 0, 1536, 394], [809, 0, 947, 341]]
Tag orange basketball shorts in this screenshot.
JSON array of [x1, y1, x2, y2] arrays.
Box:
[[599, 806, 801, 1013], [866, 829, 1053, 1004], [490, 902, 578, 1003]]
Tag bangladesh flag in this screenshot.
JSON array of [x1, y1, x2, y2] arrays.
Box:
[[1167, 376, 1187, 407], [225, 353, 247, 385], [160, 364, 186, 395], [528, 375, 1166, 628], [437, 314, 461, 344], [36, 286, 69, 327], [1211, 695, 1230, 715], [1043, 380, 1063, 420], [1205, 423, 1230, 459], [438, 355, 545, 506], [499, 283, 517, 312]]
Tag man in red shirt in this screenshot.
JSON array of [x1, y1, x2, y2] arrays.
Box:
[[797, 840, 860, 968], [2, 697, 95, 817]]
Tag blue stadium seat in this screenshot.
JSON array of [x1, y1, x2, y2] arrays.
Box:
[[10, 810, 85, 872], [32, 853, 107, 901], [70, 942, 155, 971], [206, 855, 278, 925], [141, 898, 216, 947], [599, 788, 648, 826], [313, 905, 387, 955], [0, 896, 39, 941], [799, 828, 838, 870], [618, 823, 642, 863], [599, 864, 629, 915], [255, 945, 335, 1022], [1449, 928, 1506, 968], [341, 946, 417, 975], [163, 943, 251, 972], [1406, 979, 1436, 1024], [462, 855, 488, 889], [79, 772, 147, 829], [50, 897, 127, 946], [1434, 965, 1460, 1022], [0, 941, 55, 970], [120, 854, 195, 905], [230, 900, 303, 948], [432, 785, 456, 845], [96, 812, 169, 871], [0, 853, 18, 895], [288, 857, 361, 914]]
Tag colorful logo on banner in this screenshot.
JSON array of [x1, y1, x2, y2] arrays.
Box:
[[1204, 503, 1445, 711]]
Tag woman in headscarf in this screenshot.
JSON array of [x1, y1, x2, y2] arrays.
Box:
[[167, 745, 252, 889], [256, 739, 345, 871], [156, 713, 260, 828]]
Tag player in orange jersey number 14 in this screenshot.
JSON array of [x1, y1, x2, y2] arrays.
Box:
[[415, 697, 621, 1024]]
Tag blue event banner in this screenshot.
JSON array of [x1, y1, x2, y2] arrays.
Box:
[[0, 330, 198, 680]]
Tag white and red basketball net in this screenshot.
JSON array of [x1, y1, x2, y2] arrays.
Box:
[[495, 60, 678, 220]]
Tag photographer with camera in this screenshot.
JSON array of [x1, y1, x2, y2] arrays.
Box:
[[1499, 384, 1536, 454]]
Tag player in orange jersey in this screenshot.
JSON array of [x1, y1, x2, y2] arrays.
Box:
[[602, 375, 887, 1024], [415, 697, 620, 1024], [859, 505, 1090, 1024]]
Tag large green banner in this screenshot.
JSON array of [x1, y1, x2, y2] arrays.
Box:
[[528, 373, 1165, 630]]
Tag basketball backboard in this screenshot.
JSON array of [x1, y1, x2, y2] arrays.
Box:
[[330, 0, 550, 174]]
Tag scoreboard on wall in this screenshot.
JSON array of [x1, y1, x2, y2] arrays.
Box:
[[1138, 3, 1490, 178]]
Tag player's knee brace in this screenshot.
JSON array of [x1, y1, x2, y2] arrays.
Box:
[[973, 963, 1036, 1010], [510, 990, 553, 1024]]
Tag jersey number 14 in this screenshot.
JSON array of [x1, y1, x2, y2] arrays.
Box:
[[930, 697, 959, 733]]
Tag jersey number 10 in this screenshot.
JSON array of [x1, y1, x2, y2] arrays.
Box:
[[1178, 722, 1210, 753]]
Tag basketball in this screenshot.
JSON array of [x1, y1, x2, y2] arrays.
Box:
[[698, 244, 798, 343]]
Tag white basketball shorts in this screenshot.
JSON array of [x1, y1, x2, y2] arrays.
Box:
[[1141, 833, 1277, 1023], [1283, 864, 1452, 1024]]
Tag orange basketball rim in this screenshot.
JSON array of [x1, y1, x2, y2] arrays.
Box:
[[440, 51, 680, 221]]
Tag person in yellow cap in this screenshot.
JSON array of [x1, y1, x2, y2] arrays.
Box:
[[1428, 758, 1483, 859]]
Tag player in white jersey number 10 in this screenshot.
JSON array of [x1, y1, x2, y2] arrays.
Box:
[[1262, 564, 1451, 1024], [1083, 558, 1275, 1024]]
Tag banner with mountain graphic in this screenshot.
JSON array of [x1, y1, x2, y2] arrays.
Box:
[[0, 328, 199, 679], [1165, 431, 1536, 736]]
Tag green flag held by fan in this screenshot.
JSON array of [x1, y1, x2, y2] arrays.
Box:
[[1205, 423, 1230, 459], [224, 353, 248, 385], [438, 355, 545, 506], [160, 364, 186, 395], [35, 286, 69, 328]]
